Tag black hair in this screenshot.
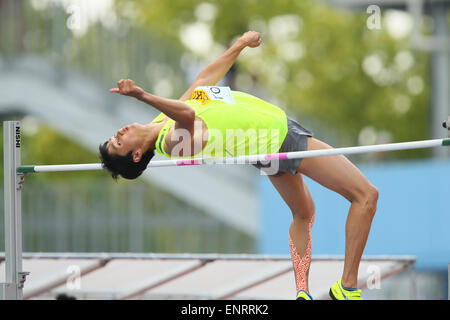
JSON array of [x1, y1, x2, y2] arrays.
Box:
[[98, 141, 154, 180]]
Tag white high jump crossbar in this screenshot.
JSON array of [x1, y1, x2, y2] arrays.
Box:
[[1, 120, 449, 299]]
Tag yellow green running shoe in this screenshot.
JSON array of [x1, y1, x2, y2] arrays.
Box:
[[296, 290, 313, 300], [329, 280, 362, 300]]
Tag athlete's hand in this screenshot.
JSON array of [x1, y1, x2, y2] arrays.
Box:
[[109, 79, 145, 99], [239, 31, 262, 48]]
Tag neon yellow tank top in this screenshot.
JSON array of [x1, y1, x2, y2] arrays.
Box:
[[151, 89, 288, 158]]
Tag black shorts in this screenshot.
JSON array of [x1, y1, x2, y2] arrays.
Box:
[[252, 116, 313, 176]]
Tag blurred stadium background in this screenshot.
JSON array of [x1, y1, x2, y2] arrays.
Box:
[[0, 0, 449, 299]]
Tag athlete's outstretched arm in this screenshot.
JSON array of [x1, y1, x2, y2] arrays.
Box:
[[110, 79, 194, 130], [178, 30, 262, 101]]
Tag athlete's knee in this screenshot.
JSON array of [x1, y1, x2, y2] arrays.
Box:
[[366, 184, 379, 210], [291, 198, 315, 221], [353, 183, 378, 215]]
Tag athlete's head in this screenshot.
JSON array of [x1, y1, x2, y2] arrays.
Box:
[[99, 122, 155, 180]]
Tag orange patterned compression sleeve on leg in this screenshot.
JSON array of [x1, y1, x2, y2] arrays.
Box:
[[289, 215, 315, 293]]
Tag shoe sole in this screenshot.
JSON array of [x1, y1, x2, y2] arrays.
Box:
[[329, 288, 338, 300]]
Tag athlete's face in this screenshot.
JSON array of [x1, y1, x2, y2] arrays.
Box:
[[107, 123, 142, 157]]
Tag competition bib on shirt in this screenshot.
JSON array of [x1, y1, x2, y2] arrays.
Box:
[[191, 86, 236, 105]]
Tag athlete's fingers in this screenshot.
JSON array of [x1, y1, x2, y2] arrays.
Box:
[[109, 88, 120, 93]]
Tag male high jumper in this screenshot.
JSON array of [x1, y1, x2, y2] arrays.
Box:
[[99, 31, 378, 300]]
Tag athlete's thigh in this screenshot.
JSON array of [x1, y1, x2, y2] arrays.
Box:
[[297, 137, 373, 202], [267, 172, 315, 219]]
